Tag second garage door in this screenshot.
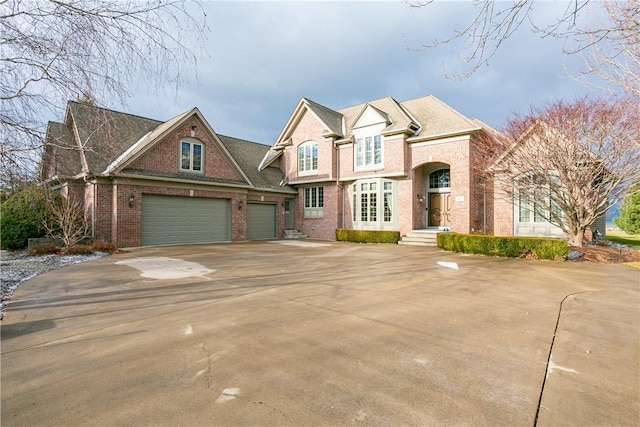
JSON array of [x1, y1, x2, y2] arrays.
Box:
[[247, 203, 276, 240], [142, 195, 230, 246]]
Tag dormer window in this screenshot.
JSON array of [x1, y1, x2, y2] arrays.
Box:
[[355, 135, 382, 169], [180, 139, 203, 172], [298, 141, 318, 174]]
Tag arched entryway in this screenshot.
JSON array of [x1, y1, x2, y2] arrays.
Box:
[[424, 164, 451, 228]]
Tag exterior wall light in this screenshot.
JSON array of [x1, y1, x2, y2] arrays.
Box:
[[128, 194, 135, 208], [238, 200, 244, 210], [417, 194, 425, 203]]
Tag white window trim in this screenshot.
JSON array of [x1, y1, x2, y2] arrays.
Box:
[[298, 141, 318, 176], [354, 135, 383, 171], [304, 186, 324, 218], [179, 138, 204, 173], [351, 178, 396, 230]]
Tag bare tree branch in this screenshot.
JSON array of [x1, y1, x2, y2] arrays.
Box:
[[407, 0, 639, 99], [0, 0, 208, 188], [487, 97, 640, 246]]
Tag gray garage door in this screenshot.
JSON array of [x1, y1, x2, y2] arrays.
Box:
[[247, 203, 276, 240], [142, 195, 230, 246]]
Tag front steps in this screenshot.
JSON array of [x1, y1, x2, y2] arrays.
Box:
[[398, 229, 443, 247], [283, 229, 308, 239]]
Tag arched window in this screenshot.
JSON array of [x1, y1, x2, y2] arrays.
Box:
[[429, 169, 450, 189], [298, 141, 318, 174]]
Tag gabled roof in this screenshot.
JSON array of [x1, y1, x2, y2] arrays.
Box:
[[304, 98, 343, 138], [259, 97, 345, 171], [102, 107, 250, 181], [67, 101, 162, 174], [488, 119, 603, 172], [219, 135, 296, 193], [41, 121, 82, 180], [44, 101, 291, 193], [259, 93, 486, 170], [340, 96, 418, 138]]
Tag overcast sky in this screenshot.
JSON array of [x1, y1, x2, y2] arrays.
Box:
[[123, 1, 601, 145]]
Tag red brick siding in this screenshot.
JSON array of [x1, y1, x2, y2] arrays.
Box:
[[94, 182, 113, 244], [295, 184, 340, 240], [127, 117, 244, 182], [410, 137, 472, 233], [280, 110, 335, 181], [89, 181, 286, 247], [493, 179, 514, 236]]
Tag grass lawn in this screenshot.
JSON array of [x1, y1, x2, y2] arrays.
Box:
[[624, 262, 640, 270], [606, 231, 640, 248]]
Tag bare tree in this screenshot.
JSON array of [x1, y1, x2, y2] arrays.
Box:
[[42, 193, 91, 250], [570, 2, 640, 101], [407, 1, 639, 100], [1, 0, 207, 188], [488, 97, 640, 247]]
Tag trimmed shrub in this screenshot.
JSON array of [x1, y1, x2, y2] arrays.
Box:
[[437, 232, 568, 260], [63, 245, 94, 255], [28, 243, 61, 255], [0, 187, 62, 250], [336, 229, 401, 244], [91, 240, 117, 254]]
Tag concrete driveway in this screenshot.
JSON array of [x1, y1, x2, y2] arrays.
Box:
[[2, 241, 638, 426]]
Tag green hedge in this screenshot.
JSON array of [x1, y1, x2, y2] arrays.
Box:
[[336, 229, 401, 244], [437, 232, 568, 260]]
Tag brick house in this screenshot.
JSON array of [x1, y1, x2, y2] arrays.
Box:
[[42, 101, 296, 247], [259, 95, 499, 241], [43, 95, 585, 247]]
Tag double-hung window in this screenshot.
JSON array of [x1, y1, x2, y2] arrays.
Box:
[[304, 186, 324, 218], [298, 142, 318, 174], [355, 135, 382, 169], [180, 139, 203, 172]]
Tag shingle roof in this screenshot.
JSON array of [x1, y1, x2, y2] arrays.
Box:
[[401, 95, 481, 139], [42, 121, 81, 179], [303, 98, 343, 137], [339, 96, 417, 137], [219, 135, 295, 193], [67, 101, 162, 174], [44, 101, 292, 193], [336, 95, 481, 140]]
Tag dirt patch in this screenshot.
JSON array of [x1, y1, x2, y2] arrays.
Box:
[[569, 244, 640, 264]]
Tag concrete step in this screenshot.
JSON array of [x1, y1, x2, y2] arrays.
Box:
[[398, 230, 440, 247], [283, 229, 308, 239]]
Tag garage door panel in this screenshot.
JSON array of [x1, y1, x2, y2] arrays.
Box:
[[142, 195, 230, 246], [247, 203, 276, 240]]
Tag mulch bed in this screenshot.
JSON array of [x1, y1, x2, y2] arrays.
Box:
[[569, 244, 640, 264]]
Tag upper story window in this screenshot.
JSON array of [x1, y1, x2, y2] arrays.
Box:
[[180, 139, 203, 172], [354, 135, 382, 169], [298, 141, 318, 174]]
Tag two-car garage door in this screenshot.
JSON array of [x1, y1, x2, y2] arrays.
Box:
[[141, 195, 230, 246], [141, 195, 277, 246]]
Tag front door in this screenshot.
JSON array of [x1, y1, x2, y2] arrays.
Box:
[[284, 200, 294, 229], [429, 193, 450, 227]]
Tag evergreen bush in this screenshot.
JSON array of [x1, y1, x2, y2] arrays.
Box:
[[437, 232, 568, 260], [336, 229, 401, 243], [0, 187, 62, 250], [614, 186, 640, 234]]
